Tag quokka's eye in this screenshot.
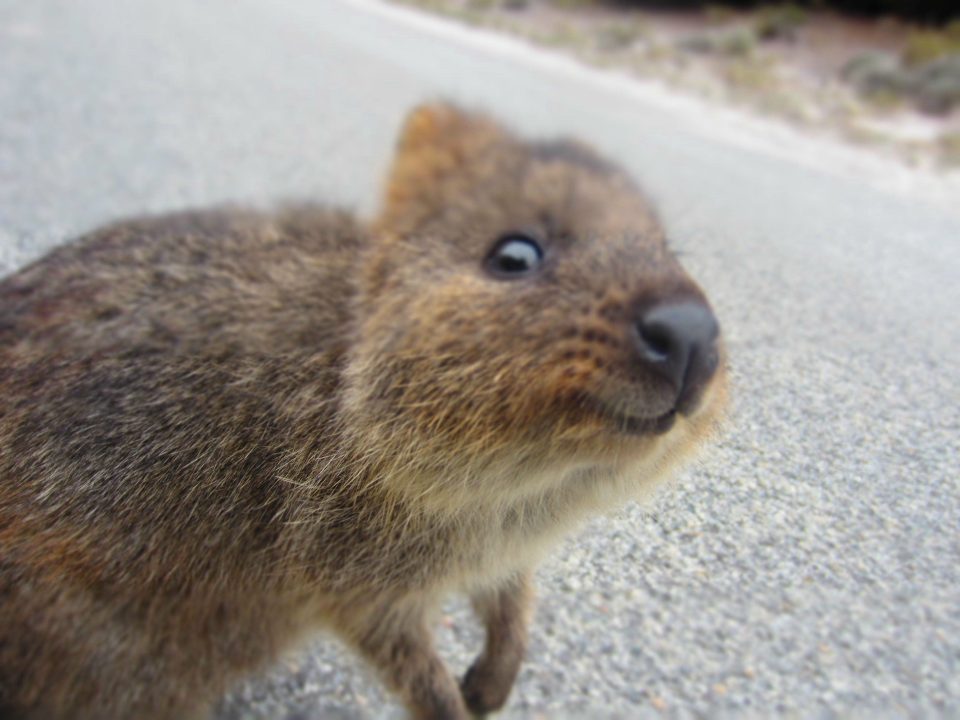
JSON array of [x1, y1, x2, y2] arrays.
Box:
[[485, 234, 544, 278]]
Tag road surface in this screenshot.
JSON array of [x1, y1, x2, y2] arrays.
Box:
[[1, 0, 958, 717]]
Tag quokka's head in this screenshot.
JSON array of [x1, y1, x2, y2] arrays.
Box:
[[344, 103, 727, 511]]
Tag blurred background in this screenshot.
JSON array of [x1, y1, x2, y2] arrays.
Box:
[[390, 0, 960, 169], [1, 0, 958, 717]]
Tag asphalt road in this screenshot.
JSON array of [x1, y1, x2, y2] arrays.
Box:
[[2, 0, 959, 717]]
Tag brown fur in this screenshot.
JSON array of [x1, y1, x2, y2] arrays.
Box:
[[0, 104, 727, 719]]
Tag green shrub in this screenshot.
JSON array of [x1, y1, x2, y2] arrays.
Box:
[[913, 55, 960, 114], [545, 0, 593, 9], [940, 132, 960, 167], [466, 0, 498, 11], [679, 26, 757, 56], [841, 51, 913, 94], [724, 57, 778, 92], [903, 29, 960, 66], [595, 21, 649, 51], [755, 3, 809, 41], [705, 4, 738, 24]]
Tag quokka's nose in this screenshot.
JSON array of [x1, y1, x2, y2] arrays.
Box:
[[635, 301, 720, 413]]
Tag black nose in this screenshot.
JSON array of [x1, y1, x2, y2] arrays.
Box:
[[635, 301, 720, 413]]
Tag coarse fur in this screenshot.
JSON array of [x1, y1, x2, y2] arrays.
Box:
[[0, 103, 727, 719]]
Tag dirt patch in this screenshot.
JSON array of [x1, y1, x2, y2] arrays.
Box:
[[391, 0, 960, 169]]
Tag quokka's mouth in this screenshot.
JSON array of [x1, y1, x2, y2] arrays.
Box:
[[576, 394, 679, 437], [607, 379, 719, 436], [606, 407, 678, 436]]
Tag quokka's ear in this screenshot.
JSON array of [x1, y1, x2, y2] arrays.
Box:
[[375, 102, 507, 233]]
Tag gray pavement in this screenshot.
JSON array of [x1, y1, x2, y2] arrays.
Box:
[[1, 0, 959, 717]]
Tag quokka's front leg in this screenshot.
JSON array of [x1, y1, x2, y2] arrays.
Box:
[[461, 572, 534, 716], [346, 602, 469, 720]]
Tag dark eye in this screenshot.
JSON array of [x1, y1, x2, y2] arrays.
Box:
[[485, 234, 544, 278]]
